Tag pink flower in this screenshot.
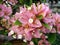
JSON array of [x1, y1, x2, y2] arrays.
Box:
[[0, 4, 12, 19], [52, 13, 60, 25], [0, 4, 5, 17], [40, 27, 50, 33], [15, 9, 42, 28], [56, 24, 60, 34], [20, 6, 27, 13], [51, 28, 56, 33], [30, 3, 51, 18], [15, 11, 33, 24], [8, 25, 41, 41], [43, 15, 55, 26], [43, 18, 54, 24], [28, 19, 42, 28], [3, 6, 12, 16], [52, 13, 60, 34], [30, 3, 37, 14], [7, 3, 60, 42], [24, 28, 40, 41], [37, 3, 51, 17], [8, 26, 24, 36], [38, 40, 50, 45]]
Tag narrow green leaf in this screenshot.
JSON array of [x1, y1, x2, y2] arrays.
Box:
[[37, 15, 43, 20], [14, 20, 22, 26], [44, 0, 46, 3], [30, 0, 32, 5], [22, 42, 27, 45], [19, 0, 24, 4], [48, 33, 56, 44], [2, 42, 12, 45], [40, 0, 46, 3], [0, 0, 3, 4], [42, 23, 51, 30], [32, 38, 38, 45], [0, 30, 5, 34], [0, 30, 8, 36], [24, 0, 31, 6], [4, 30, 8, 35], [33, 0, 38, 3]]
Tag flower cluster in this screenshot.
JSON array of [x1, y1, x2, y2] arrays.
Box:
[[0, 4, 12, 19], [8, 3, 60, 44], [0, 0, 60, 45]]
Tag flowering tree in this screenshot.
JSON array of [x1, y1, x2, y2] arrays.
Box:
[[0, 0, 60, 45]]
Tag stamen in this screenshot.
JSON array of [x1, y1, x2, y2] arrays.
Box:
[[17, 35, 22, 39], [29, 18, 33, 23], [28, 7, 31, 10]]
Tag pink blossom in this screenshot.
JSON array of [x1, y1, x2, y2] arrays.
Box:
[[0, 4, 12, 19], [43, 15, 55, 27], [8, 26, 24, 36], [24, 28, 40, 41], [8, 25, 41, 41], [43, 18, 54, 25], [52, 13, 60, 25], [28, 19, 42, 28], [38, 40, 50, 45], [0, 4, 5, 17], [51, 28, 56, 33], [15, 9, 42, 28], [30, 3, 37, 14], [7, 3, 60, 42], [30, 3, 51, 18], [40, 27, 51, 33], [37, 3, 51, 17], [3, 6, 12, 16]]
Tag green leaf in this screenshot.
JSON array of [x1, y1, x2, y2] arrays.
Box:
[[0, 0, 3, 4], [30, 0, 32, 5], [0, 30, 4, 34], [37, 15, 43, 20], [13, 5, 19, 10], [32, 38, 38, 45], [48, 33, 56, 44], [2, 42, 12, 45], [24, 0, 32, 6], [44, 0, 46, 3], [42, 23, 51, 30], [4, 30, 8, 35], [14, 20, 22, 26], [40, 0, 46, 3], [33, 0, 38, 3], [0, 30, 8, 36], [22, 42, 27, 45], [19, 0, 24, 5]]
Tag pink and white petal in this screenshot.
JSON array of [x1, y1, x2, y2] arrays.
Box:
[[57, 24, 60, 34], [9, 26, 23, 35], [31, 3, 37, 14], [51, 28, 56, 33], [25, 32, 32, 41], [0, 12, 4, 17], [34, 30, 40, 38], [29, 19, 42, 28]]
